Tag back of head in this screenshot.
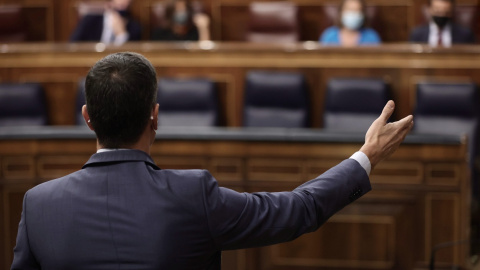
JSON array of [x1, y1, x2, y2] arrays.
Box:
[[85, 52, 157, 148]]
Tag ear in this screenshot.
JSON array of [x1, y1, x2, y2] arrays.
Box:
[[151, 103, 159, 130], [82, 105, 94, 131]]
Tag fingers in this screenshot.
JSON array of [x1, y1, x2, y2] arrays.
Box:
[[394, 115, 414, 130], [378, 100, 395, 124]]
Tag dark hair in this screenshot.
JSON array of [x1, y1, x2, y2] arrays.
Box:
[[336, 0, 368, 29], [164, 0, 194, 28], [428, 0, 455, 6], [85, 52, 157, 148]]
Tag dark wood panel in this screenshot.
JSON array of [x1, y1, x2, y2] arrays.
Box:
[[0, 136, 470, 269]]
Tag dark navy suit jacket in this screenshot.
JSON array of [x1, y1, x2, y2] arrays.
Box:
[[70, 14, 142, 42], [11, 149, 370, 270], [409, 23, 475, 44]]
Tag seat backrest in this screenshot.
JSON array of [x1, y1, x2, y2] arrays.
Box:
[[0, 5, 26, 42], [77, 1, 105, 18], [414, 82, 478, 136], [157, 78, 218, 127], [76, 78, 87, 126], [0, 83, 48, 126], [247, 1, 299, 43], [324, 78, 389, 132], [414, 81, 480, 199], [243, 70, 308, 128]]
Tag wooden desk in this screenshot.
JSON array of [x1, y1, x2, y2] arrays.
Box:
[[2, 43, 480, 128], [0, 127, 471, 270]]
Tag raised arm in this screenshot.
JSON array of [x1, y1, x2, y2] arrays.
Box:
[[204, 101, 413, 250]]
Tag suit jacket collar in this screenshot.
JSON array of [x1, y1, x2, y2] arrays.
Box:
[[82, 149, 160, 170]]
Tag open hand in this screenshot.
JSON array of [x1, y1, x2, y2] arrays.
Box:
[[360, 100, 414, 169], [110, 11, 128, 36]]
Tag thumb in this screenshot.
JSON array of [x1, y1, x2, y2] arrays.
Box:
[[378, 100, 395, 123]]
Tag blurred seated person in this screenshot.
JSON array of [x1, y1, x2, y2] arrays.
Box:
[[319, 0, 381, 47], [409, 0, 475, 47], [70, 0, 141, 45], [151, 0, 210, 41]]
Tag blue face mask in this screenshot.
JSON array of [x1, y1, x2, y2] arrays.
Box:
[[341, 11, 364, 30], [174, 12, 188, 25]]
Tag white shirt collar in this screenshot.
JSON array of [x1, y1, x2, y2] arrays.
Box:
[[97, 148, 130, 153], [429, 21, 452, 47]]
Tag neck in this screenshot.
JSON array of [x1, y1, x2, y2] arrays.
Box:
[[96, 126, 155, 155]]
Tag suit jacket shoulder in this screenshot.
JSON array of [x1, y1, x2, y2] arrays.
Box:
[[126, 19, 142, 41], [451, 23, 476, 44], [409, 24, 429, 43], [70, 14, 104, 42]]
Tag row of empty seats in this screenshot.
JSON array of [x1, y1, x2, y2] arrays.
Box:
[[2, 75, 478, 198], [1, 72, 478, 132]]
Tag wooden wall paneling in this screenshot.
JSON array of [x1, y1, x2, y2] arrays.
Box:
[[370, 160, 423, 185], [425, 193, 462, 265], [374, 5, 411, 42], [247, 158, 306, 182], [209, 157, 244, 182], [222, 249, 248, 270], [259, 198, 418, 270], [140, 0, 155, 41], [37, 155, 91, 180], [2, 156, 36, 181], [425, 163, 461, 186], [0, 137, 471, 269], [37, 139, 96, 155], [0, 68, 8, 82], [297, 5, 325, 41], [2, 185, 31, 270], [218, 5, 248, 41], [153, 156, 209, 170], [0, 0, 56, 41]]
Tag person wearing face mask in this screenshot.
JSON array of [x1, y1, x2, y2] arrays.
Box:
[[70, 0, 142, 45], [319, 0, 381, 47], [410, 0, 475, 47], [151, 0, 210, 41]]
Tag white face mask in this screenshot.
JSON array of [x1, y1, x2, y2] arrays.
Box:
[[341, 11, 364, 30]]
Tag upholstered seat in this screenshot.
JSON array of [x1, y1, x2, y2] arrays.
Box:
[[243, 71, 308, 128], [0, 83, 48, 126], [157, 78, 218, 127], [247, 1, 299, 43], [324, 78, 389, 132]]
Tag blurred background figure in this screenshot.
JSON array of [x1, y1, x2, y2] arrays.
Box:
[[319, 0, 380, 47], [151, 0, 210, 41], [409, 0, 475, 47], [70, 0, 141, 45]]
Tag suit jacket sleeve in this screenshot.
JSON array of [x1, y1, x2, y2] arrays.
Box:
[[202, 158, 371, 250], [409, 26, 427, 43], [127, 21, 142, 41], [70, 17, 90, 41], [11, 191, 40, 270]]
